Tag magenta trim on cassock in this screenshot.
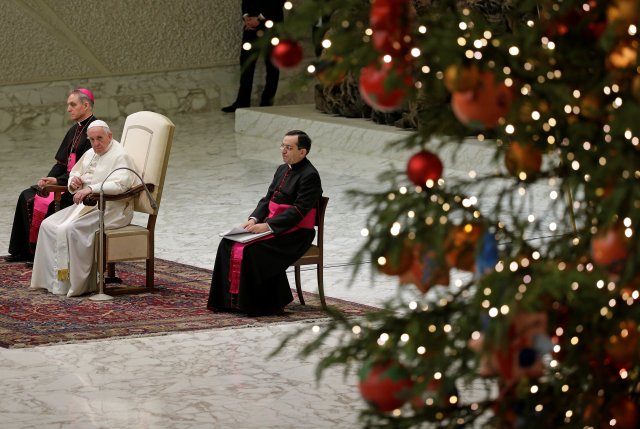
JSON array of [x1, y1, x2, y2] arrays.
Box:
[[228, 201, 317, 295], [29, 153, 77, 245]]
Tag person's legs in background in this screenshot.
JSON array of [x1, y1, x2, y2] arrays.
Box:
[[260, 46, 280, 107], [222, 30, 259, 113]]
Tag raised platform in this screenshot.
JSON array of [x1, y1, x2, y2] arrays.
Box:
[[234, 104, 499, 178]]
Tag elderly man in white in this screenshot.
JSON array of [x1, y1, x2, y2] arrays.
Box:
[[30, 120, 139, 297]]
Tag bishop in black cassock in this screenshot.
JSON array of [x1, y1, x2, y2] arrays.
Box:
[[208, 130, 323, 315], [7, 89, 96, 262]]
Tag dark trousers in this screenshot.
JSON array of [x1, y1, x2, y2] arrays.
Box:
[[235, 29, 280, 107]]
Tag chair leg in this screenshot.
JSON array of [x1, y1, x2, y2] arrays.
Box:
[[107, 262, 116, 277], [105, 262, 122, 284], [294, 266, 305, 305], [317, 263, 326, 310], [146, 257, 154, 290]]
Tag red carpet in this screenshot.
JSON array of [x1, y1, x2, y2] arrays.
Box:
[[0, 258, 375, 348]]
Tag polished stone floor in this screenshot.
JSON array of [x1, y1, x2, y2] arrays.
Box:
[[0, 105, 562, 428], [0, 107, 411, 429]]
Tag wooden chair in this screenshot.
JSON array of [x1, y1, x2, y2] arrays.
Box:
[[42, 111, 174, 294], [291, 196, 329, 310]]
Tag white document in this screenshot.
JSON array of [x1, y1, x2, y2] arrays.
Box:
[[219, 226, 272, 243]]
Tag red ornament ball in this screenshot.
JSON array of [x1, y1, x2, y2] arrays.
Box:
[[451, 72, 513, 129], [359, 61, 412, 112], [406, 150, 443, 186], [370, 0, 411, 55], [358, 360, 414, 412], [271, 40, 303, 69]]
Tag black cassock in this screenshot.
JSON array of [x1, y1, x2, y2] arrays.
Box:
[[208, 157, 323, 315], [7, 115, 96, 259]]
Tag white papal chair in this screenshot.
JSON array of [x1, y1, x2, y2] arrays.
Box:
[[100, 111, 175, 294]]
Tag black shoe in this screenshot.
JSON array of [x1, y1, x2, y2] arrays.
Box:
[[5, 254, 27, 263], [221, 103, 250, 113], [25, 261, 33, 268]]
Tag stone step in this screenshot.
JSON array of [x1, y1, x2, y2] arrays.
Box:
[[234, 104, 500, 179]]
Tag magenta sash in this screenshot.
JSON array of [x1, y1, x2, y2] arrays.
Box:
[[29, 154, 76, 245], [228, 201, 317, 294]]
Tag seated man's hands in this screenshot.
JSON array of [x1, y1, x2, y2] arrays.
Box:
[[69, 176, 83, 190], [245, 223, 270, 233], [73, 187, 93, 205], [240, 218, 270, 233], [37, 177, 58, 188]]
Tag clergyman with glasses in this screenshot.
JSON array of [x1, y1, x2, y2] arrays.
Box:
[[207, 130, 323, 316]]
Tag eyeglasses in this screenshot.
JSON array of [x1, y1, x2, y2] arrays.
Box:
[[279, 144, 297, 151]]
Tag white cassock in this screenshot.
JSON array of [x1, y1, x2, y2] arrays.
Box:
[[30, 140, 139, 297]]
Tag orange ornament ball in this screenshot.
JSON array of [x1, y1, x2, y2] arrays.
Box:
[[607, 41, 638, 69], [377, 243, 414, 276], [579, 94, 602, 119], [451, 72, 513, 129], [444, 223, 484, 272], [609, 396, 639, 429], [504, 142, 543, 180], [605, 320, 639, 367], [591, 225, 630, 270], [631, 75, 640, 101]]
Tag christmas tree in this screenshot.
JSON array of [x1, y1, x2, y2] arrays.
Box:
[[267, 0, 640, 427]]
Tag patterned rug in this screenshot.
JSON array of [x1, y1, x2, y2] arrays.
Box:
[[0, 258, 375, 348]]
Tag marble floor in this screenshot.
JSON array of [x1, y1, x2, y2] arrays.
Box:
[[0, 105, 562, 429], [0, 106, 411, 429]]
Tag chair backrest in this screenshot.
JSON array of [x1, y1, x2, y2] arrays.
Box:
[[316, 196, 329, 248], [119, 111, 175, 215]]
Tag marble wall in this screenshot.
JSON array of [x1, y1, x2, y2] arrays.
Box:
[[0, 66, 313, 132], [1, 0, 239, 85], [0, 0, 314, 131]]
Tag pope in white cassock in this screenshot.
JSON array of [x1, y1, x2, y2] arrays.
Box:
[[30, 120, 139, 297]]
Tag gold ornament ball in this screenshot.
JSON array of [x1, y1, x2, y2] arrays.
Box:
[[607, 0, 638, 26], [443, 63, 480, 93], [580, 94, 602, 119]]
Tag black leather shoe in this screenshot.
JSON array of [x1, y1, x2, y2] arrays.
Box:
[[221, 103, 239, 113], [5, 254, 26, 262]]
